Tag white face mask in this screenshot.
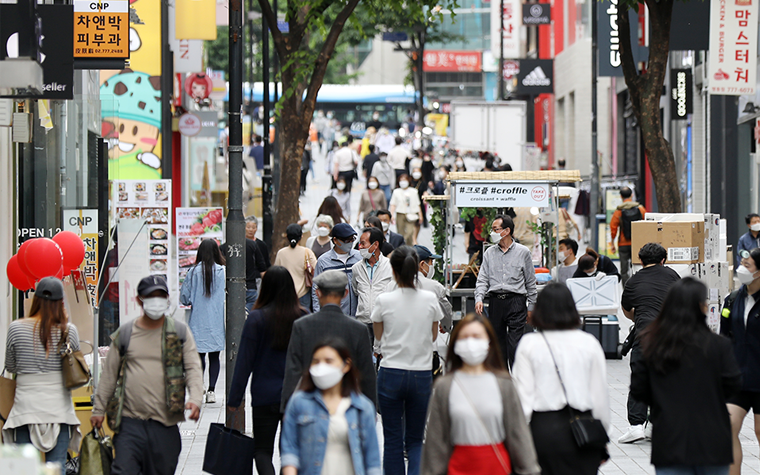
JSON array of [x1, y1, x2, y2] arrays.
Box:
[[412, 171, 422, 180], [752, 223, 760, 232], [399, 180, 409, 189], [422, 261, 435, 279], [437, 171, 446, 181], [337, 182, 346, 191], [381, 221, 390, 232], [317, 226, 330, 237], [456, 160, 464, 167], [309, 362, 345, 390], [454, 337, 490, 366], [368, 181, 379, 190], [558, 251, 567, 263], [142, 297, 169, 320], [737, 265, 759, 285], [360, 247, 374, 260], [585, 268, 597, 277], [490, 231, 503, 243]]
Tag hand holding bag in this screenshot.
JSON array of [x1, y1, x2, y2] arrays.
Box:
[[60, 326, 91, 390], [79, 429, 114, 475], [203, 423, 255, 475], [541, 333, 609, 450]]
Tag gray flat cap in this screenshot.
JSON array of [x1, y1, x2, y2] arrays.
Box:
[[313, 270, 348, 292]]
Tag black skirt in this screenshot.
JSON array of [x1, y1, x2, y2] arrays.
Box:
[[530, 408, 605, 475]]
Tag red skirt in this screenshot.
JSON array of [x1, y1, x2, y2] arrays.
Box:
[[448, 444, 512, 475]]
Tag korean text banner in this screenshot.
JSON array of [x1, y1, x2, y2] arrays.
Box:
[[454, 182, 550, 208], [491, 0, 521, 59], [709, 0, 759, 96]]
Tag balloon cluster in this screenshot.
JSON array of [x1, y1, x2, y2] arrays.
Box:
[[6, 231, 86, 291]]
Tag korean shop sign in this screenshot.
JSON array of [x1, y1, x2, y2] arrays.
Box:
[[708, 0, 759, 96], [73, 0, 129, 59], [454, 182, 550, 208]]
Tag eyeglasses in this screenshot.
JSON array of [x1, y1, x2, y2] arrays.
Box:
[[741, 249, 751, 259], [491, 227, 503, 232], [338, 236, 356, 243]]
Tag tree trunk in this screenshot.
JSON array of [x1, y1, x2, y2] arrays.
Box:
[[618, 0, 682, 213]]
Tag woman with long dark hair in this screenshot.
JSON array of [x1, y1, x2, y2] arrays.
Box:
[[512, 282, 609, 475], [275, 223, 318, 310], [372, 245, 442, 475], [179, 238, 226, 403], [281, 338, 381, 475], [228, 266, 307, 475], [635, 277, 741, 475], [316, 195, 347, 227], [3, 277, 82, 466], [421, 313, 539, 475]]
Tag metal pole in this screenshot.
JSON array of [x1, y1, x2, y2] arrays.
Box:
[[590, 0, 600, 251], [262, 8, 274, 247], [272, 0, 280, 204], [161, 0, 172, 179], [226, 0, 247, 430], [499, 0, 504, 100]]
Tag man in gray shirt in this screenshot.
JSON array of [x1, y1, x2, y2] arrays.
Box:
[[475, 215, 537, 368]]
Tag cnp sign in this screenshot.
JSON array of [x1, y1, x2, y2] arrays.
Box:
[[73, 0, 129, 59]]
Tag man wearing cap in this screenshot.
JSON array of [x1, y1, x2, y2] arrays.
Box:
[[312, 222, 362, 316], [386, 245, 453, 332], [91, 276, 204, 475], [282, 270, 377, 410], [352, 227, 394, 343]]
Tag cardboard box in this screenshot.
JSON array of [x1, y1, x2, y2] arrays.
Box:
[[632, 220, 705, 264], [645, 213, 721, 261]]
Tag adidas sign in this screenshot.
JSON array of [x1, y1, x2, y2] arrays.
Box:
[[522, 67, 551, 87]]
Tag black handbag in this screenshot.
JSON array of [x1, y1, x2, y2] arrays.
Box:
[[202, 423, 255, 475], [541, 333, 610, 450], [621, 325, 636, 357]]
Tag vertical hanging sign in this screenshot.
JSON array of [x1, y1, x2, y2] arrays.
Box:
[[709, 0, 759, 96], [491, 0, 521, 59]]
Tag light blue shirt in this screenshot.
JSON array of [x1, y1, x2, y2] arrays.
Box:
[[312, 248, 362, 316], [179, 263, 226, 353]]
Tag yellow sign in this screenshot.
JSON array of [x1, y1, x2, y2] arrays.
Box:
[[175, 0, 217, 40], [74, 0, 129, 58]]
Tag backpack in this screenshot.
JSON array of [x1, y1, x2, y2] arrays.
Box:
[[720, 289, 742, 338], [620, 206, 643, 239], [115, 318, 188, 356]]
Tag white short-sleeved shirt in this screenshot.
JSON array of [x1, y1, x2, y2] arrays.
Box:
[[371, 287, 441, 371]]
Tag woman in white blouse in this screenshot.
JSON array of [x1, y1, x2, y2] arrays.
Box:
[[512, 282, 610, 474], [389, 174, 421, 246]]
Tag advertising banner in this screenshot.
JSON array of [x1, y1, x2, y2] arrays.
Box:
[[454, 182, 550, 208], [176, 207, 224, 306], [73, 0, 129, 59], [597, 0, 648, 77], [62, 209, 99, 305], [515, 59, 554, 94], [491, 0, 521, 59], [423, 51, 482, 72], [113, 180, 173, 312], [708, 0, 759, 96], [523, 4, 551, 25]]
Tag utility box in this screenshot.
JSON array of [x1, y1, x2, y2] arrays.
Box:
[[631, 221, 705, 264]]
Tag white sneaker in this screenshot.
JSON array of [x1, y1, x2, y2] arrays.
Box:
[[645, 422, 653, 440], [617, 424, 646, 444], [206, 391, 216, 404]]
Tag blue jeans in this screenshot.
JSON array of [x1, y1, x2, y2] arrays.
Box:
[[378, 367, 432, 475], [656, 467, 729, 475], [299, 290, 312, 312], [246, 288, 258, 315], [14, 424, 71, 467], [380, 184, 392, 204]]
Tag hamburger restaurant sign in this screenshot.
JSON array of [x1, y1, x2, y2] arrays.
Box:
[[454, 182, 550, 208]]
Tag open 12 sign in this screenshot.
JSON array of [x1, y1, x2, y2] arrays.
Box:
[[73, 0, 129, 59]]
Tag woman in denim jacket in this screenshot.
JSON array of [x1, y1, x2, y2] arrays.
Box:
[[281, 339, 381, 475]]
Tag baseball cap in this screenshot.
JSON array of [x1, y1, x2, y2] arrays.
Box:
[[414, 245, 442, 261], [35, 277, 64, 301], [137, 275, 169, 297], [313, 270, 348, 292], [331, 223, 357, 240]]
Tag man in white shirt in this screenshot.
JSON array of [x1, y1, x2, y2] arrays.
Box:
[[352, 227, 394, 343], [551, 238, 579, 284], [387, 136, 410, 180], [333, 136, 359, 192]]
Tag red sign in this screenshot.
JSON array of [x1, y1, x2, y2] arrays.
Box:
[[423, 51, 482, 72]]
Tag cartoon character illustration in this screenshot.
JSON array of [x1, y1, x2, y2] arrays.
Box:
[[101, 69, 162, 179], [184, 73, 213, 103]]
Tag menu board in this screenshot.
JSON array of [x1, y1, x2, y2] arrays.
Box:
[[176, 207, 224, 306], [113, 180, 173, 284]]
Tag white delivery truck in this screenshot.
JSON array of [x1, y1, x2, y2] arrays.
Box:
[[448, 101, 527, 171]]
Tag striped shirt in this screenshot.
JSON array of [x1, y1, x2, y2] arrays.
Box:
[[4, 319, 80, 374]]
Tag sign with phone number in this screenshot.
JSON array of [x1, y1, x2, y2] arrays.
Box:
[[73, 0, 129, 59]]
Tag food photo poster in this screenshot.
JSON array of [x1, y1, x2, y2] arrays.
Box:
[[176, 207, 224, 308]]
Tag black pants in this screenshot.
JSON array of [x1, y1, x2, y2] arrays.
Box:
[[252, 404, 282, 475], [619, 245, 632, 287], [530, 409, 603, 475], [366, 322, 375, 347], [300, 168, 309, 193], [199, 351, 221, 392], [112, 417, 181, 475], [627, 344, 649, 425], [338, 170, 355, 192], [488, 293, 528, 369]]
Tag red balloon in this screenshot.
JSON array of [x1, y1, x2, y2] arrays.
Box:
[[53, 231, 86, 270], [17, 239, 37, 278], [7, 255, 34, 291], [25, 238, 63, 279]]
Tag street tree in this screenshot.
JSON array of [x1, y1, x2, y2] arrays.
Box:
[[618, 0, 681, 212], [257, 0, 457, 253]]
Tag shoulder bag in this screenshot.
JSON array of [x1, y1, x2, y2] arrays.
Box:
[[304, 250, 314, 288], [60, 326, 91, 390], [541, 333, 608, 449]]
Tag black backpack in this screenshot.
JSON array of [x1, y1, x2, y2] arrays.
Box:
[[620, 206, 643, 239]]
